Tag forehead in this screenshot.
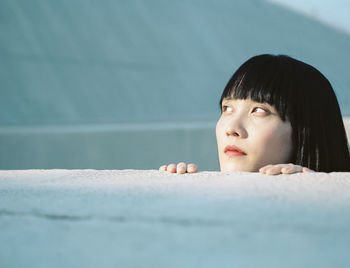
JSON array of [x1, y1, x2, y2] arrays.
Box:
[[221, 97, 274, 108]]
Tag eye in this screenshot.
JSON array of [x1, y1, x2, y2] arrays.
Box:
[[222, 105, 233, 113], [252, 107, 269, 115]]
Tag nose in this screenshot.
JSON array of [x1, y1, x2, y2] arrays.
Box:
[[225, 117, 247, 138]]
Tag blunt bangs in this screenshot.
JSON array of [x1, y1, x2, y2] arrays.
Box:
[[220, 54, 292, 121]]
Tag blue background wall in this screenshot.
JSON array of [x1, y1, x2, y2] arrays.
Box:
[[1, 0, 349, 170]]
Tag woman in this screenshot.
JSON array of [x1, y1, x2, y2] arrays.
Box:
[[160, 54, 350, 175]]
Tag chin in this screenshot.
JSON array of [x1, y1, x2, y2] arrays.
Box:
[[221, 163, 256, 172]]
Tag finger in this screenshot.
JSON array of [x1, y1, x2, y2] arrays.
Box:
[[265, 166, 283, 175], [159, 165, 167, 171], [259, 164, 274, 173], [302, 167, 315, 173], [177, 162, 187, 174], [187, 163, 198, 173], [167, 163, 177, 173], [281, 164, 303, 174], [265, 167, 281, 175], [280, 164, 297, 174]]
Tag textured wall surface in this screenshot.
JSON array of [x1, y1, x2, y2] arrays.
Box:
[[1, 169, 350, 268]]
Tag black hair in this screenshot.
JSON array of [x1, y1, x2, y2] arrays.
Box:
[[220, 54, 350, 172]]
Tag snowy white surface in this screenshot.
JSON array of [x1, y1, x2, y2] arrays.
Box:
[[1, 169, 350, 268]]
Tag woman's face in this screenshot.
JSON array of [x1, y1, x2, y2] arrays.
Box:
[[216, 98, 293, 172]]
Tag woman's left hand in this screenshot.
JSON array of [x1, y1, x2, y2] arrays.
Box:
[[259, 163, 314, 175]]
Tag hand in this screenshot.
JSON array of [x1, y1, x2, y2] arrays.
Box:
[[259, 163, 314, 175], [159, 162, 198, 174]]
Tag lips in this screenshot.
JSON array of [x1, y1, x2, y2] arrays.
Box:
[[224, 145, 246, 156]]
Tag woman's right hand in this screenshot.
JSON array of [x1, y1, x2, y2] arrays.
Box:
[[159, 162, 198, 174]]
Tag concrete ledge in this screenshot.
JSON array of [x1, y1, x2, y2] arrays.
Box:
[[1, 169, 350, 268]]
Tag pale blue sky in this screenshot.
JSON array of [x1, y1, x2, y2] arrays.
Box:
[[268, 0, 350, 34]]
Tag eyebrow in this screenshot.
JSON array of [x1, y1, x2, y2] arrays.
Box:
[[221, 99, 277, 111]]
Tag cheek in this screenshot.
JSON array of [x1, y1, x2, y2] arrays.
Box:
[[256, 125, 293, 163], [216, 118, 224, 143]]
